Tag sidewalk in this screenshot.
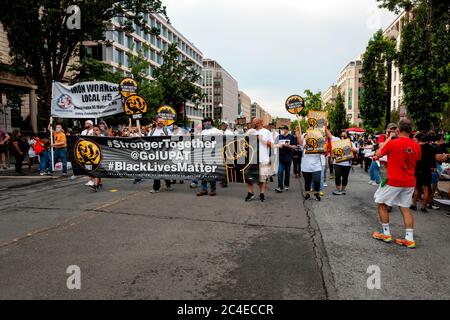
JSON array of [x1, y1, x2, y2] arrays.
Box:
[[309, 166, 450, 299], [0, 164, 70, 190]]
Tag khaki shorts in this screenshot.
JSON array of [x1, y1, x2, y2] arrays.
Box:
[[374, 185, 414, 208], [259, 163, 272, 183]]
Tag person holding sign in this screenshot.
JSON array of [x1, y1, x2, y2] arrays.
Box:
[[327, 131, 358, 196], [275, 126, 296, 193], [296, 126, 322, 201], [149, 117, 172, 194]]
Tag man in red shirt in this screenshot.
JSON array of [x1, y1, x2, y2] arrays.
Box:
[[372, 119, 421, 249]]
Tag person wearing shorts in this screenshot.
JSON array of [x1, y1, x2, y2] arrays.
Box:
[[372, 119, 421, 249], [245, 118, 274, 202]]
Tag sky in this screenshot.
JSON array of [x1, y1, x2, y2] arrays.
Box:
[[162, 0, 397, 119]]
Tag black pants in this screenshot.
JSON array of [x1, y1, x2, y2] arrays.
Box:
[[364, 157, 372, 173], [334, 165, 351, 187], [292, 151, 302, 175], [328, 157, 334, 175], [302, 171, 321, 193], [14, 154, 24, 174], [153, 179, 171, 191]]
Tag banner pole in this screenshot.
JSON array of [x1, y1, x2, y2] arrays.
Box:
[[50, 116, 55, 172]]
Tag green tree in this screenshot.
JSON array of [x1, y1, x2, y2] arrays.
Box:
[[153, 42, 203, 125], [0, 0, 167, 124], [377, 0, 449, 131], [397, 2, 449, 131], [329, 92, 349, 135], [300, 89, 322, 116], [360, 30, 396, 131]]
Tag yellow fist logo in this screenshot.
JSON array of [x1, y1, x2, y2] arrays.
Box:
[[306, 138, 318, 149], [75, 139, 102, 172], [308, 118, 318, 128], [334, 148, 345, 158]]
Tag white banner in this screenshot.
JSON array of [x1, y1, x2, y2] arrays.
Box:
[[51, 81, 123, 118]]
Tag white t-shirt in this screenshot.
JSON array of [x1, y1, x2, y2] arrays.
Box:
[[201, 127, 223, 136], [301, 137, 323, 172], [250, 128, 274, 164], [81, 129, 94, 136], [331, 136, 357, 167], [222, 129, 234, 136], [149, 127, 171, 137]]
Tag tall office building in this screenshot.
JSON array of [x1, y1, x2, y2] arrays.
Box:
[[251, 102, 272, 126], [336, 59, 363, 126], [238, 91, 252, 122], [322, 85, 338, 106], [85, 13, 205, 127], [383, 11, 408, 113], [201, 59, 239, 123]]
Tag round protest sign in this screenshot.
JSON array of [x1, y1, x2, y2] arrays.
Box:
[[285, 95, 305, 114], [157, 105, 177, 126], [119, 78, 139, 98], [124, 95, 148, 115]]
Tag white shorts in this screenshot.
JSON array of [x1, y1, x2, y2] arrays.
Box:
[[374, 185, 414, 208]]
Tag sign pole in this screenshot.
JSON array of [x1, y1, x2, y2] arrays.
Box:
[[50, 116, 55, 172]]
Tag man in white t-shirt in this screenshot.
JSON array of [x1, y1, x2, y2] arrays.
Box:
[[245, 118, 274, 202], [81, 120, 94, 136], [149, 117, 173, 193], [197, 117, 223, 196]]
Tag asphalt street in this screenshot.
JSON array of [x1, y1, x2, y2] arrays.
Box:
[[311, 167, 450, 299], [1, 166, 449, 299], [0, 172, 328, 299]]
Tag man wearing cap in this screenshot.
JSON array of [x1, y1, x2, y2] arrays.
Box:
[[81, 120, 94, 136], [275, 125, 296, 193]]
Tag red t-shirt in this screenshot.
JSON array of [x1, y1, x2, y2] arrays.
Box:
[[379, 136, 421, 188]]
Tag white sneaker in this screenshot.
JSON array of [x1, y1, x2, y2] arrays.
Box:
[[85, 180, 94, 186], [323, 183, 328, 187], [368, 180, 374, 184], [370, 182, 379, 186]]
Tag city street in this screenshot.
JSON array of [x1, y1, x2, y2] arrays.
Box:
[[0, 167, 449, 299]]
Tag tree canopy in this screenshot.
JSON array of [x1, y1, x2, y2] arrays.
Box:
[[0, 0, 167, 123], [360, 29, 396, 131]]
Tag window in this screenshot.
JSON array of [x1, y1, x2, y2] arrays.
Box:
[[117, 31, 125, 46], [393, 86, 396, 96], [127, 36, 134, 50], [115, 49, 124, 65]]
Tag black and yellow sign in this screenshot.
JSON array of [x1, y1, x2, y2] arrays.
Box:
[[74, 139, 102, 172], [157, 105, 177, 126], [305, 129, 327, 154], [307, 110, 328, 132], [124, 95, 148, 115], [119, 78, 139, 99], [285, 95, 305, 114], [223, 138, 255, 183], [332, 139, 353, 163]]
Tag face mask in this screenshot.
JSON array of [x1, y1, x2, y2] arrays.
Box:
[[56, 127, 61, 133], [204, 124, 212, 130]]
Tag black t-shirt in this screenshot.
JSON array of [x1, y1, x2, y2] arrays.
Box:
[[277, 133, 296, 162], [416, 143, 436, 173]]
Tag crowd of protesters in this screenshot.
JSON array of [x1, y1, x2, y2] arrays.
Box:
[[1, 116, 450, 249]]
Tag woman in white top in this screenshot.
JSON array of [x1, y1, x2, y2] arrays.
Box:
[[296, 126, 322, 201], [327, 130, 358, 195]]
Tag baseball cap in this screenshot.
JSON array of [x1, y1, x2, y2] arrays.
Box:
[[387, 123, 397, 130], [85, 120, 93, 126]]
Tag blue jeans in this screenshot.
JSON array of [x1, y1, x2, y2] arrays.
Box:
[[39, 149, 52, 173], [278, 160, 292, 189], [369, 161, 380, 184], [53, 148, 67, 174], [201, 180, 216, 192]]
